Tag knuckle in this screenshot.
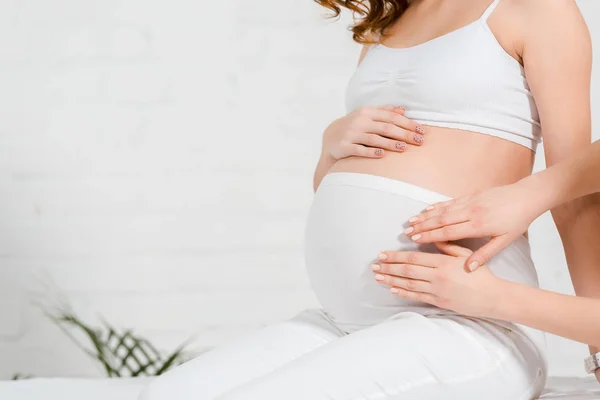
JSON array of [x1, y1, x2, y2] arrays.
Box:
[[392, 114, 406, 125], [469, 204, 485, 215], [352, 116, 368, 129], [366, 134, 377, 146], [401, 263, 414, 278], [406, 252, 419, 265], [434, 270, 448, 283], [380, 123, 392, 135], [351, 145, 365, 156], [357, 107, 370, 116], [437, 215, 447, 226], [441, 225, 455, 237], [471, 218, 484, 231], [378, 263, 388, 273], [405, 279, 416, 291]]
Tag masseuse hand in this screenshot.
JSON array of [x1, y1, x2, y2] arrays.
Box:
[[323, 106, 426, 160], [404, 181, 547, 271], [374, 242, 504, 318]]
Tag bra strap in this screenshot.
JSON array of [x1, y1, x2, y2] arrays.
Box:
[[480, 0, 501, 21]]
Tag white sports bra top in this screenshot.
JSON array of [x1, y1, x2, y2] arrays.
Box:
[[346, 0, 542, 151]]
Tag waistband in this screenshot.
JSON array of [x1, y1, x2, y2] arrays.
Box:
[[320, 172, 452, 205]]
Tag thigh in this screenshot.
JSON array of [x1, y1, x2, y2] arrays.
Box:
[[137, 308, 344, 400], [217, 312, 546, 400]]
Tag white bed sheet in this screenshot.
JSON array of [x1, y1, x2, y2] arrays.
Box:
[[0, 376, 598, 400]]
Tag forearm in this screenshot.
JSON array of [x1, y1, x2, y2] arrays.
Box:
[[561, 140, 600, 201], [552, 193, 600, 354], [494, 280, 600, 349], [518, 140, 600, 213], [313, 151, 336, 192]]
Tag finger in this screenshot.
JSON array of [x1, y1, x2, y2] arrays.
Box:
[[374, 262, 436, 282], [389, 286, 438, 306], [434, 242, 473, 258], [368, 108, 424, 134], [368, 121, 424, 146], [375, 274, 432, 293], [350, 144, 385, 159], [356, 133, 407, 153], [410, 222, 475, 244], [465, 236, 512, 272], [408, 200, 461, 225], [406, 210, 470, 236], [380, 105, 406, 115], [378, 251, 446, 267]]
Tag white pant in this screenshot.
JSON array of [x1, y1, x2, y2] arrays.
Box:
[[138, 173, 547, 399]]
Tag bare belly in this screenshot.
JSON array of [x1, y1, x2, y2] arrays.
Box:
[[328, 126, 535, 198]]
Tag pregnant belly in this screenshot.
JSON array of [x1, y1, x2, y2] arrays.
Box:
[[304, 178, 443, 331], [328, 126, 535, 198], [305, 128, 539, 332], [304, 174, 539, 332]]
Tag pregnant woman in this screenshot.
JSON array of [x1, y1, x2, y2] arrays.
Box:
[[138, 0, 592, 399]]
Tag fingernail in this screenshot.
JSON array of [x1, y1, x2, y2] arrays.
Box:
[[409, 217, 419, 223], [378, 253, 388, 260], [371, 264, 381, 271], [404, 227, 414, 235], [425, 205, 435, 211], [414, 134, 424, 144], [391, 287, 399, 294], [412, 234, 422, 242], [395, 141, 407, 150], [396, 105, 405, 111], [375, 274, 385, 281], [468, 261, 480, 272], [416, 125, 425, 134]]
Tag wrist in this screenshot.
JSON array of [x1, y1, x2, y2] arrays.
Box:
[[489, 279, 521, 321], [514, 173, 561, 218]]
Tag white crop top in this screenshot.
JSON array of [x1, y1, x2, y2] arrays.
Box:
[[345, 0, 542, 151]]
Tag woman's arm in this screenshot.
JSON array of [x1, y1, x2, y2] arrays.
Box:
[[521, 0, 600, 360], [499, 281, 600, 349]]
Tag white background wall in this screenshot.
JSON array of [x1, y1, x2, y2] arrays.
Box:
[[0, 0, 598, 380]]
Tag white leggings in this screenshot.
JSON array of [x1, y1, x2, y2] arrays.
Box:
[[138, 173, 547, 400]]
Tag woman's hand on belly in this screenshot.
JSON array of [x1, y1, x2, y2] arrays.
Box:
[[322, 106, 426, 160], [372, 242, 504, 318], [405, 180, 549, 271]]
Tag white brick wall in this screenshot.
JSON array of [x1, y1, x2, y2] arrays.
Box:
[[0, 0, 599, 379]]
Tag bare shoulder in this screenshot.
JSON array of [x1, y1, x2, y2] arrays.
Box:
[[515, 0, 590, 38], [499, 0, 591, 60]]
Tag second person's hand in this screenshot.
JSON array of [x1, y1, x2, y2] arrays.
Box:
[[404, 179, 549, 271]]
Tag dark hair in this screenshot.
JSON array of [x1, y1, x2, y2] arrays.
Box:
[[314, 0, 410, 44]]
